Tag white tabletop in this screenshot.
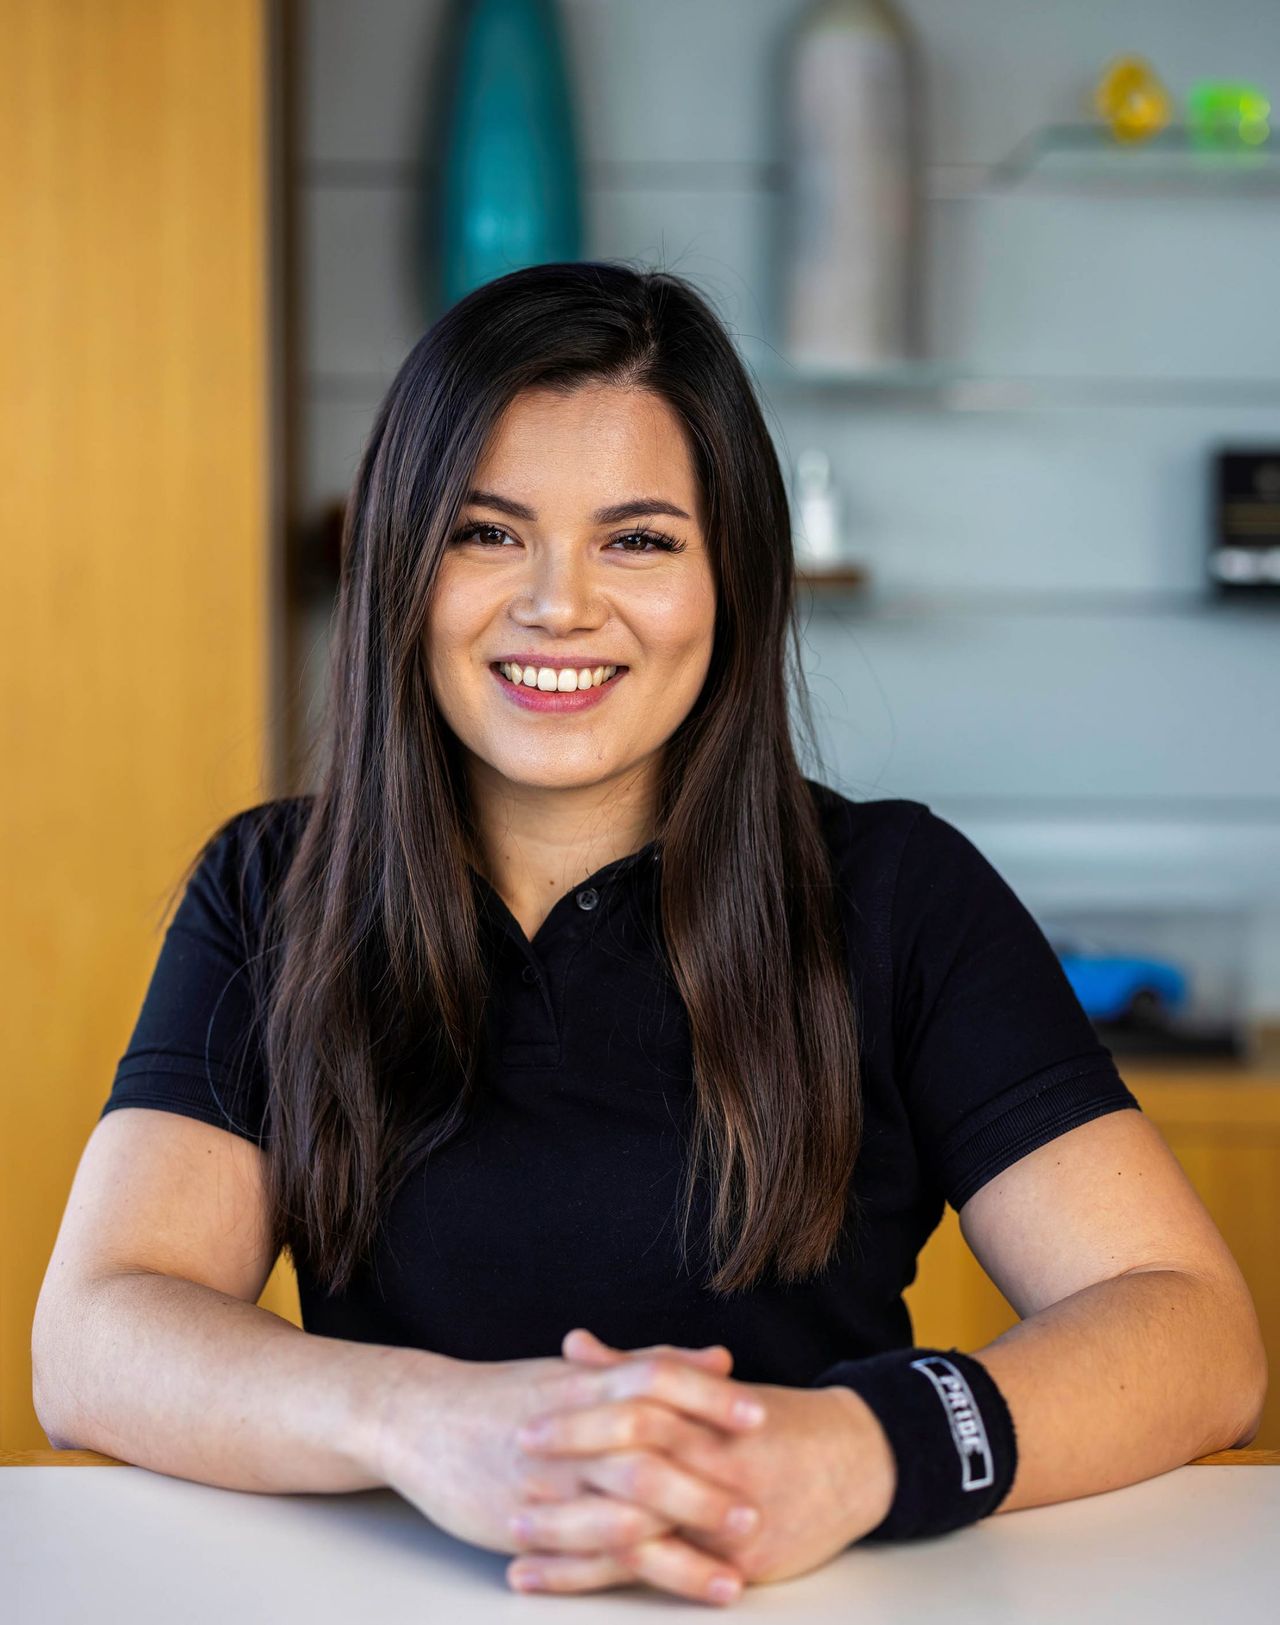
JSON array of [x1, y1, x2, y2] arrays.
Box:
[[4, 1463, 1277, 1623]]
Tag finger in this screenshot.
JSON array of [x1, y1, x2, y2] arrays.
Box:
[[617, 1532, 747, 1606], [516, 1447, 754, 1544], [520, 1376, 762, 1455], [521, 1407, 760, 1540], [564, 1343, 733, 1377], [541, 1349, 764, 1436], [601, 1354, 767, 1434], [564, 1327, 731, 1362], [576, 1448, 761, 1541], [518, 1398, 750, 1526], [507, 1551, 634, 1596], [513, 1459, 584, 1503], [509, 1535, 745, 1606], [518, 1396, 718, 1458], [514, 1467, 690, 1557], [564, 1327, 734, 1373], [509, 1489, 670, 1553]]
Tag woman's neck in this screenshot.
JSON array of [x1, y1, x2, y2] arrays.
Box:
[[467, 763, 658, 940]]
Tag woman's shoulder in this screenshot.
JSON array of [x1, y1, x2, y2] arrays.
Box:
[[190, 793, 315, 935], [217, 792, 314, 846], [803, 780, 1018, 923], [208, 793, 313, 864], [802, 777, 930, 868]]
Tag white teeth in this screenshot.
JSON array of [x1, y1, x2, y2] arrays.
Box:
[[498, 662, 618, 690]]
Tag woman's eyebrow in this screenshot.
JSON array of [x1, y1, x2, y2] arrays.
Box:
[[464, 488, 692, 524]]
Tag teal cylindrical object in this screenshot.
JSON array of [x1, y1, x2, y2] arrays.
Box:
[[430, 0, 584, 313]]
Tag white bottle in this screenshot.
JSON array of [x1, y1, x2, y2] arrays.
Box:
[[779, 0, 921, 374], [793, 448, 845, 570]]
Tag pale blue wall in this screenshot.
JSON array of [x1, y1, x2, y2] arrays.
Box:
[[294, 0, 1280, 1019]]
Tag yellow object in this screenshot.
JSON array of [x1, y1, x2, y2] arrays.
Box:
[[1093, 55, 1173, 143]]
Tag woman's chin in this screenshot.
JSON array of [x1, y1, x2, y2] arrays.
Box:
[[477, 753, 630, 793]]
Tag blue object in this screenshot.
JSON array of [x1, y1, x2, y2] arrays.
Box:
[[430, 0, 583, 313], [1051, 936, 1189, 1024]]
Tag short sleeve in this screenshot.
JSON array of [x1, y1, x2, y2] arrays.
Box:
[[892, 805, 1142, 1212], [99, 809, 276, 1147]]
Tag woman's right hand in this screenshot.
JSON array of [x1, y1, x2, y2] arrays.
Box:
[[358, 1341, 759, 1560]]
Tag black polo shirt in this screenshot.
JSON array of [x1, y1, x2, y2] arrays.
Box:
[[99, 781, 1141, 1383]]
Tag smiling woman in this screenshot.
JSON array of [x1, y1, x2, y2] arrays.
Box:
[[55, 261, 1265, 1608], [423, 380, 717, 919]]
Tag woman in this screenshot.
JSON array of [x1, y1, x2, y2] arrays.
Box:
[[63, 263, 1264, 1606]]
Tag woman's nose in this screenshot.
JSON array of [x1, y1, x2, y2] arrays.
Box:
[[514, 547, 601, 626]]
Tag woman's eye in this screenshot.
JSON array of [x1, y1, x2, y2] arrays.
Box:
[[449, 523, 685, 553], [452, 522, 512, 547], [610, 529, 685, 554]]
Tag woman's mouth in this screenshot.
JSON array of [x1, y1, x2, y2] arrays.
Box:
[[489, 661, 627, 713]]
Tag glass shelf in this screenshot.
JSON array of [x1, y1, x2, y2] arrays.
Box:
[[984, 123, 1280, 193], [759, 363, 1280, 409], [762, 359, 963, 395]]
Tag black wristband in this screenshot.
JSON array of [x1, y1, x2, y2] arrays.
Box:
[[810, 1346, 1018, 1542]]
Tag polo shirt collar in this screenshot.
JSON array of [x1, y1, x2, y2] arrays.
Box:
[[468, 841, 661, 952]]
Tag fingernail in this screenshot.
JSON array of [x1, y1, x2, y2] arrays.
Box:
[[733, 1399, 766, 1425], [725, 1504, 759, 1534], [517, 1421, 551, 1447], [708, 1574, 742, 1603], [509, 1513, 533, 1539], [512, 1566, 544, 1591]]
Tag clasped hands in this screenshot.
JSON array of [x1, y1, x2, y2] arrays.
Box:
[[504, 1326, 898, 1605]]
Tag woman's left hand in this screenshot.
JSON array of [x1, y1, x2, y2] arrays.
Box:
[[505, 1327, 898, 1600]]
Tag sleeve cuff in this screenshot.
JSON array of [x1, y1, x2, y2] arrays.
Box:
[[934, 1059, 1143, 1211]]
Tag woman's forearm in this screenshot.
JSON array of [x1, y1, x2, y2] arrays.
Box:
[[31, 1268, 448, 1494], [970, 1266, 1268, 1515]]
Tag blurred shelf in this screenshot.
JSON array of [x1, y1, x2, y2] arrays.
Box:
[[315, 363, 1280, 411], [990, 122, 1280, 193], [928, 122, 1280, 197], [1093, 1020, 1248, 1063], [795, 563, 870, 593], [301, 140, 1279, 199], [791, 584, 1280, 617], [1121, 1022, 1280, 1089], [760, 365, 1280, 410], [762, 359, 963, 396]]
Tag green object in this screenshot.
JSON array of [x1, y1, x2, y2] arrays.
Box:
[[1187, 81, 1271, 148]]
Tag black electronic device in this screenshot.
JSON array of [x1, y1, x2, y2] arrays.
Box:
[[1212, 448, 1280, 597]]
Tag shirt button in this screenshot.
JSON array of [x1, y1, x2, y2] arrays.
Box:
[[575, 887, 600, 911], [521, 965, 539, 984]]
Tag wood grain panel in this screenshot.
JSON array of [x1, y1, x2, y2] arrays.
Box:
[[0, 0, 275, 1449]]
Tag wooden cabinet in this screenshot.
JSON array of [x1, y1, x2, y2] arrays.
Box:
[[2, 0, 275, 1454], [907, 1055, 1280, 1449]]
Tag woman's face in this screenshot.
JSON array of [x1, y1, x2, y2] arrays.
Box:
[[424, 383, 717, 798]]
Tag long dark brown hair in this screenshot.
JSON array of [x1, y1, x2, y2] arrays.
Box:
[[203, 262, 866, 1298]]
